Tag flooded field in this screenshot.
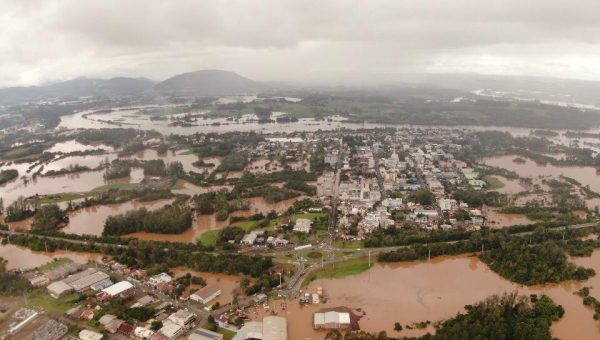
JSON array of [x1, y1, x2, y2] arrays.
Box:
[[48, 140, 114, 153], [484, 208, 534, 228], [487, 175, 527, 195], [57, 106, 554, 137], [62, 199, 174, 236], [122, 149, 200, 173], [0, 170, 143, 206], [172, 267, 244, 307], [482, 155, 600, 192], [128, 197, 300, 243], [0, 244, 100, 270], [246, 159, 283, 174], [265, 252, 600, 340], [171, 179, 232, 197]]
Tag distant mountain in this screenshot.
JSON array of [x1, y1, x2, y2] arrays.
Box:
[[0, 77, 154, 104], [154, 70, 261, 96]]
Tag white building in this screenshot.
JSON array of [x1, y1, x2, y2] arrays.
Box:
[[168, 309, 196, 327], [191, 285, 222, 305], [438, 198, 457, 211], [134, 326, 155, 339], [79, 329, 104, 340], [47, 281, 73, 299], [159, 320, 184, 339], [293, 219, 313, 233], [313, 311, 351, 329], [101, 281, 134, 298], [149, 272, 172, 287], [241, 233, 258, 245]]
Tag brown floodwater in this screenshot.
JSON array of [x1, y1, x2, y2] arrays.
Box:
[[482, 155, 600, 192], [488, 175, 527, 195], [6, 217, 32, 231], [1, 171, 110, 206], [0, 244, 100, 270], [62, 199, 174, 236], [43, 154, 115, 173], [484, 208, 534, 228], [246, 159, 283, 174], [172, 267, 244, 307], [171, 179, 233, 197], [48, 140, 114, 153], [122, 149, 200, 173], [267, 252, 600, 340], [0, 146, 202, 206]]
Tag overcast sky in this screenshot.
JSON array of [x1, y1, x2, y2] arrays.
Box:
[[1, 0, 600, 87]]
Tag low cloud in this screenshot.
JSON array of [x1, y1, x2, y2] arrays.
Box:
[[1, 0, 599, 86]]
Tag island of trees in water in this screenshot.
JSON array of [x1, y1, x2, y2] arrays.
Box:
[[103, 204, 192, 236]]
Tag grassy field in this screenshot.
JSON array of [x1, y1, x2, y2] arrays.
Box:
[[302, 257, 373, 287], [33, 193, 89, 204], [198, 230, 219, 247], [92, 182, 141, 191], [291, 213, 327, 221], [231, 220, 257, 231], [334, 240, 364, 249], [37, 258, 72, 272], [218, 327, 237, 340], [170, 182, 185, 190], [306, 250, 324, 260], [28, 291, 77, 313], [483, 175, 505, 190]]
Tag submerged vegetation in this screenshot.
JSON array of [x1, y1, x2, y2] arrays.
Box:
[[480, 241, 595, 285], [0, 169, 18, 185], [103, 204, 193, 235]]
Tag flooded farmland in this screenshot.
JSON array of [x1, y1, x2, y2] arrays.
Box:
[[482, 155, 600, 193], [256, 252, 600, 340], [62, 199, 175, 236], [0, 170, 143, 206], [0, 244, 100, 270], [172, 267, 244, 307], [128, 196, 300, 243]]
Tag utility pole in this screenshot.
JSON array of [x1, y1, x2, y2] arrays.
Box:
[[368, 250, 371, 267]]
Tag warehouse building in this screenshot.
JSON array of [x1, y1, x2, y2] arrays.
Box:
[[187, 328, 223, 340], [47, 281, 73, 299], [63, 268, 110, 292], [99, 281, 135, 300], [231, 316, 287, 340], [313, 310, 351, 329], [190, 285, 221, 304], [263, 316, 287, 340]]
